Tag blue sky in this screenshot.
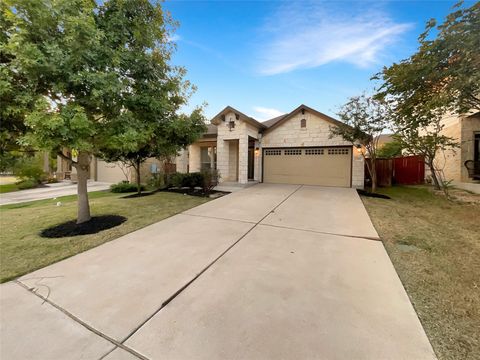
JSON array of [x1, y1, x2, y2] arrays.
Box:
[[163, 0, 473, 120]]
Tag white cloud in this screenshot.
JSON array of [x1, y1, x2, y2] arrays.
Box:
[[256, 2, 412, 75], [252, 106, 285, 120], [167, 34, 181, 42]]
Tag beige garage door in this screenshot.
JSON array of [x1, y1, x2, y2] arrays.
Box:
[[263, 147, 352, 187]]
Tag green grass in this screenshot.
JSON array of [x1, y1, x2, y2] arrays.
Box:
[[361, 186, 480, 360], [0, 191, 210, 283], [0, 183, 21, 193]]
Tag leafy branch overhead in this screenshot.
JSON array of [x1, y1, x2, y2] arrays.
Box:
[[1, 0, 205, 223], [374, 1, 480, 124], [330, 94, 391, 192]]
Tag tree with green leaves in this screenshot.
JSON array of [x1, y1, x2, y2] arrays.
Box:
[[394, 122, 458, 190], [2, 0, 202, 223], [330, 95, 391, 193], [101, 108, 207, 195], [377, 139, 403, 158], [374, 1, 476, 190], [0, 1, 37, 170], [375, 1, 480, 122]]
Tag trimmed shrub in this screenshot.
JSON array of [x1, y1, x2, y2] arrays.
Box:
[[185, 172, 203, 189], [17, 178, 39, 190], [200, 169, 220, 195], [110, 181, 145, 193], [14, 158, 45, 184], [170, 173, 186, 188], [170, 172, 204, 189], [148, 173, 164, 190]]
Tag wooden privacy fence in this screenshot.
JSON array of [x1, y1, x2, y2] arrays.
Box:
[[365, 155, 425, 187]]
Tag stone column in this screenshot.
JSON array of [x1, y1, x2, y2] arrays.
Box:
[[238, 135, 249, 184]]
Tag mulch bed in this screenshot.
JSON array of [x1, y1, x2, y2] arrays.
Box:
[[40, 215, 127, 238], [357, 189, 391, 199], [160, 188, 230, 198]]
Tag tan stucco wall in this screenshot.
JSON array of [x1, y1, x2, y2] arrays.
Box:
[[261, 110, 364, 188], [461, 114, 480, 182], [188, 143, 201, 173], [96, 159, 131, 183], [176, 149, 188, 173], [432, 113, 480, 184], [435, 114, 462, 182]]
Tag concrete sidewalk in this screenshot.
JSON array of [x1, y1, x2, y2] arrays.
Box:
[[0, 181, 111, 206], [0, 184, 436, 360]]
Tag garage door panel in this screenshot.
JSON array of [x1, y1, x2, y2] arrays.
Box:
[[263, 147, 351, 187]]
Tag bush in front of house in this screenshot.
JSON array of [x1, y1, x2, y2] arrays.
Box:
[[17, 178, 39, 190], [170, 172, 204, 189], [110, 181, 145, 193], [185, 172, 203, 189], [200, 169, 220, 195], [13, 157, 45, 184], [170, 173, 186, 188]]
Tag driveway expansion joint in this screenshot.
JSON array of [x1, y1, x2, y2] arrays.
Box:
[[114, 184, 304, 347], [258, 223, 381, 241], [180, 212, 256, 224], [13, 280, 147, 360]]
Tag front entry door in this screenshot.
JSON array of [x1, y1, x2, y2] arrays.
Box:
[[248, 148, 254, 180]]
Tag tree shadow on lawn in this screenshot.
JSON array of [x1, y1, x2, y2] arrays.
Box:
[[40, 215, 127, 238]]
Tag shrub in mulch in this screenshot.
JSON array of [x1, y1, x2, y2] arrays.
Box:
[[40, 215, 127, 238], [357, 189, 391, 199], [161, 188, 230, 198], [110, 181, 145, 193]]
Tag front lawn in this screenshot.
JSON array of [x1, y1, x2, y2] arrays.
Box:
[[361, 186, 480, 360], [0, 191, 209, 283], [0, 183, 21, 193]]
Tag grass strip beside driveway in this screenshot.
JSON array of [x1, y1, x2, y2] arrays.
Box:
[[361, 186, 480, 360], [0, 191, 209, 283]]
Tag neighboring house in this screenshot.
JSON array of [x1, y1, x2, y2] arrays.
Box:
[[432, 111, 480, 193], [57, 104, 365, 188]]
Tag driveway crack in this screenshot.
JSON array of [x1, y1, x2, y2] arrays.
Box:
[[13, 281, 147, 360]]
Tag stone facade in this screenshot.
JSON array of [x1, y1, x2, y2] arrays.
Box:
[[262, 111, 364, 188], [92, 105, 366, 188], [432, 113, 480, 189], [215, 111, 260, 184]]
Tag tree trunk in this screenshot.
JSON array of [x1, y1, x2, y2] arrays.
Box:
[[370, 158, 377, 193], [428, 159, 441, 190], [75, 152, 91, 224], [136, 160, 142, 195]]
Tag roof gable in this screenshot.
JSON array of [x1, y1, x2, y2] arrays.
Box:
[[263, 104, 344, 133], [210, 106, 266, 129], [209, 104, 347, 133]]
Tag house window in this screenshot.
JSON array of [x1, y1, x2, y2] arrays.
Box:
[[300, 118, 306, 128], [200, 146, 216, 170]]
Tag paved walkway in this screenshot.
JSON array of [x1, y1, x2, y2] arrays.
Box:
[[0, 181, 112, 206], [0, 184, 436, 359]]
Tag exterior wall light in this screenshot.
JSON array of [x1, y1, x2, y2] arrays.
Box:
[[255, 147, 260, 156]]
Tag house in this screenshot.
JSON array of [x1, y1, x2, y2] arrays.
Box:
[[175, 104, 364, 188], [432, 111, 480, 193], [57, 104, 365, 188]]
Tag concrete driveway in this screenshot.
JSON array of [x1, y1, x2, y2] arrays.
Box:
[[0, 181, 111, 206], [0, 184, 436, 360]]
